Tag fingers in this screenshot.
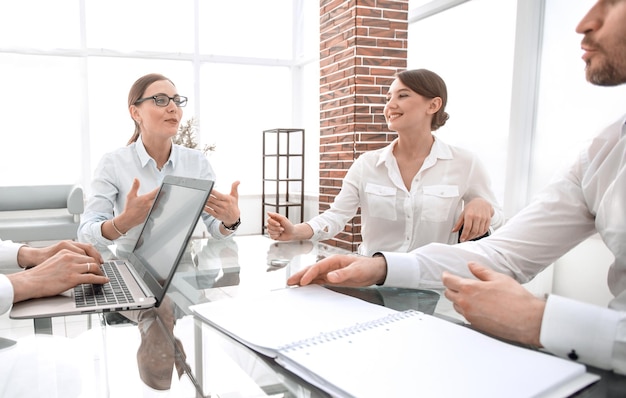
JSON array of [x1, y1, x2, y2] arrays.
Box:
[[458, 218, 490, 241], [145, 186, 159, 200], [467, 261, 499, 282], [451, 214, 464, 233], [458, 198, 492, 241], [267, 212, 284, 223], [287, 255, 343, 286], [80, 273, 110, 285], [229, 181, 240, 199], [128, 178, 141, 198], [441, 270, 463, 292], [459, 219, 474, 242], [266, 212, 287, 239], [287, 267, 312, 286], [205, 185, 241, 224], [75, 261, 109, 286], [81, 261, 105, 276], [66, 242, 104, 264], [288, 255, 383, 287], [442, 262, 499, 298]]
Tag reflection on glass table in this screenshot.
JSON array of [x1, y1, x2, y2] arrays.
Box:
[[101, 235, 458, 397], [100, 235, 623, 398]]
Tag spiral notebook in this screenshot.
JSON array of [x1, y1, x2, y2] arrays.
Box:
[[190, 285, 599, 398]]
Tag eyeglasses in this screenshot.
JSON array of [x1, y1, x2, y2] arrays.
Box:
[[135, 94, 188, 107]]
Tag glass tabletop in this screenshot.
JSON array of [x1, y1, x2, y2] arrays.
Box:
[[98, 235, 460, 397], [98, 235, 621, 398]]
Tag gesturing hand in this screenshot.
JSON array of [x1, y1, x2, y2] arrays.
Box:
[[205, 181, 241, 226], [119, 178, 159, 231], [266, 212, 294, 240]]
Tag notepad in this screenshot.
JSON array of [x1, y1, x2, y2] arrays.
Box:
[[190, 285, 599, 398]]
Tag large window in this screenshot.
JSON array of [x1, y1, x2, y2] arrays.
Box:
[[533, 0, 626, 196], [0, 0, 319, 198], [0, 54, 85, 185], [408, 0, 517, 209], [408, 0, 626, 218]]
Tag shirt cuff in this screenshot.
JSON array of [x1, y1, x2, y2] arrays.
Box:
[[0, 274, 14, 316], [378, 251, 421, 289], [306, 220, 325, 241], [0, 241, 24, 270], [540, 294, 621, 371]]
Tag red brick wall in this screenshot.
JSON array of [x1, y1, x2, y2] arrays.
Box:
[[319, 0, 408, 251]]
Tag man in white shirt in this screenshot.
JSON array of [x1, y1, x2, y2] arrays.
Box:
[[0, 239, 108, 315], [287, 0, 626, 375]]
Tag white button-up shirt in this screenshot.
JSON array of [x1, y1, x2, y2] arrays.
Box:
[[382, 116, 626, 374], [79, 135, 232, 253], [0, 240, 22, 315], [307, 137, 504, 255]]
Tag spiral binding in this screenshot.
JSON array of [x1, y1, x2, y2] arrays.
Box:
[[279, 309, 424, 353]]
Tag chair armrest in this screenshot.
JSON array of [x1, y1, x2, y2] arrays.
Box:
[[66, 185, 84, 215]]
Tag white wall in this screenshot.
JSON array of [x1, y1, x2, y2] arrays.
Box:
[[552, 236, 615, 307], [236, 194, 318, 236]]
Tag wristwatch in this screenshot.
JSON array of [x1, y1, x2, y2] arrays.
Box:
[[222, 217, 241, 231]]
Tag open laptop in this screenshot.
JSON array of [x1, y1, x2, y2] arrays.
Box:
[[10, 175, 214, 319]]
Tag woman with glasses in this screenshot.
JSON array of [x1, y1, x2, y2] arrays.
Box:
[[79, 73, 241, 254], [266, 69, 504, 256]]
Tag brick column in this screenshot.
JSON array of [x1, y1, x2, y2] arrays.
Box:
[[319, 0, 408, 251]]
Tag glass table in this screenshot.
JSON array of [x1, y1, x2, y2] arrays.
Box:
[[96, 234, 466, 397], [9, 235, 621, 397]]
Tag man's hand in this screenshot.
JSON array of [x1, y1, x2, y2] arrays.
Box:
[[9, 249, 109, 303], [287, 254, 387, 287], [442, 262, 545, 347]]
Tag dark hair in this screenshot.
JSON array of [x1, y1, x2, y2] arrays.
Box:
[[126, 73, 175, 145], [396, 69, 449, 131]]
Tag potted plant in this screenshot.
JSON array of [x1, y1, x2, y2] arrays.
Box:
[[173, 117, 216, 239], [173, 117, 216, 154]]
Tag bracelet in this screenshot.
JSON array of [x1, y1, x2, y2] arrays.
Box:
[[222, 217, 241, 232], [111, 218, 127, 237]]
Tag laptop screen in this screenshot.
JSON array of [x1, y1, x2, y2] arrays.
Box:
[[130, 176, 213, 299]]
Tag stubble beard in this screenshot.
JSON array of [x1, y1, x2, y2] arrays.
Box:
[[585, 44, 626, 86]]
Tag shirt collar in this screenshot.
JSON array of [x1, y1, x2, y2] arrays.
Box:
[[377, 139, 397, 167], [135, 135, 176, 168], [377, 135, 453, 167], [430, 136, 453, 160]]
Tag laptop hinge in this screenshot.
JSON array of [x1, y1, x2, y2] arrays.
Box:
[[124, 261, 154, 298]]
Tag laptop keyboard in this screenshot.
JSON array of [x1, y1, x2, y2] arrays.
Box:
[[74, 261, 134, 308]]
